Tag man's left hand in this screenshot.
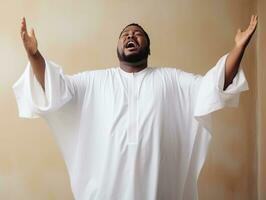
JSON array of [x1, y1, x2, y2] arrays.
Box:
[[234, 15, 258, 49]]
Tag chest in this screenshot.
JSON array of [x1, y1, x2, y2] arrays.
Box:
[[83, 73, 181, 145]]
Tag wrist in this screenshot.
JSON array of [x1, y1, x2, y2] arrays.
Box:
[[27, 49, 39, 59], [234, 43, 247, 51]]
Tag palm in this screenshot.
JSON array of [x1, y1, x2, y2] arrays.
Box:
[[20, 17, 38, 55], [235, 15, 258, 48]]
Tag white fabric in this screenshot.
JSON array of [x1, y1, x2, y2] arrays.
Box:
[[12, 54, 248, 200]]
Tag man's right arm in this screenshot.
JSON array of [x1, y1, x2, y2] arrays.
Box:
[[21, 17, 46, 91]]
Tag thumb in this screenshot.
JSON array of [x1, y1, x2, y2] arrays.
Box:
[[237, 28, 242, 34], [30, 28, 36, 38]]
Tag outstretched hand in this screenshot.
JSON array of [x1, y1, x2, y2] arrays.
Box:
[[21, 17, 38, 56], [235, 15, 258, 48], [224, 14, 258, 90], [20, 17, 45, 90]]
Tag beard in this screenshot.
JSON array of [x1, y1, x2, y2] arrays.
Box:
[[117, 46, 149, 63]]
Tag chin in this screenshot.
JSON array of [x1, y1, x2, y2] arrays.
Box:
[[117, 47, 149, 63]]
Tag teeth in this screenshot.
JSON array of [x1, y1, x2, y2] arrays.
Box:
[[126, 41, 136, 48]]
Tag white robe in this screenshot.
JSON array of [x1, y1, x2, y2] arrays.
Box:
[[12, 54, 248, 200]]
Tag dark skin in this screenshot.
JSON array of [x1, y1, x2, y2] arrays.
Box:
[[224, 15, 258, 89], [117, 25, 149, 73], [20, 17, 45, 90], [21, 16, 258, 91]]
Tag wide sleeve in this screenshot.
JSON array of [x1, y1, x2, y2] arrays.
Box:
[[177, 54, 249, 200], [12, 60, 90, 171], [192, 54, 249, 131], [194, 53, 249, 117], [12, 59, 78, 118]]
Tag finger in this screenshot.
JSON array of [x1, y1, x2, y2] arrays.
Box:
[[251, 15, 258, 29], [21, 17, 28, 33], [250, 15, 256, 27], [251, 15, 256, 25], [252, 15, 258, 24], [250, 15, 254, 24], [30, 28, 37, 41], [248, 15, 257, 30], [253, 16, 258, 30], [21, 17, 29, 38], [21, 29, 28, 41], [252, 14, 255, 22], [21, 31, 27, 41], [30, 28, 36, 40], [247, 18, 258, 34], [254, 15, 258, 24]]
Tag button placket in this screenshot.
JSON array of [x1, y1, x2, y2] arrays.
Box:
[[127, 73, 138, 145]]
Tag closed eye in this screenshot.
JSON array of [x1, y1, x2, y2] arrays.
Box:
[[135, 32, 144, 36], [130, 30, 143, 37], [121, 33, 128, 37]]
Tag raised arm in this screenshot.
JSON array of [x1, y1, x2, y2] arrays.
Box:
[[224, 15, 258, 90], [21, 17, 46, 91]]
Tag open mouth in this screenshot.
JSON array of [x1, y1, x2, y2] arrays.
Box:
[[125, 40, 139, 49]]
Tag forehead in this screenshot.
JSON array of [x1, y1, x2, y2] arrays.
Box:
[[121, 25, 145, 34]]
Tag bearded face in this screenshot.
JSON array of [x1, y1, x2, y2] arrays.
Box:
[[117, 25, 150, 63]]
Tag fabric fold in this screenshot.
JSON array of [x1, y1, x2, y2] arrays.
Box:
[[194, 53, 249, 131], [12, 59, 73, 118], [182, 54, 249, 200], [12, 54, 249, 200]]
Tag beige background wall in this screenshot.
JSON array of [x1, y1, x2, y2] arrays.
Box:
[[257, 0, 266, 199], [0, 0, 262, 199]]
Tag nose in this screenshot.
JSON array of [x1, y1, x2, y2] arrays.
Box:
[[127, 32, 134, 39]]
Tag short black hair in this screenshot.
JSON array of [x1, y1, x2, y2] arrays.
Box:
[[119, 23, 150, 55]]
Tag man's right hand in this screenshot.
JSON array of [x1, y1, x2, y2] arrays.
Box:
[[20, 17, 46, 91], [21, 17, 38, 56]]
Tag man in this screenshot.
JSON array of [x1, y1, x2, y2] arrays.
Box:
[[13, 16, 258, 200]]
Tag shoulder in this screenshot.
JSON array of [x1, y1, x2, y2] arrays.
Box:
[[149, 67, 183, 80], [154, 67, 201, 80], [150, 67, 202, 87], [70, 67, 116, 79]]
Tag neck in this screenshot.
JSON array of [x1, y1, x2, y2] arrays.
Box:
[[119, 59, 148, 73]]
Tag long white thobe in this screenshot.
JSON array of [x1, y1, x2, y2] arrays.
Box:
[[12, 54, 248, 200]]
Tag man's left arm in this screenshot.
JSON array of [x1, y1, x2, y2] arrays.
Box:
[[224, 15, 258, 90]]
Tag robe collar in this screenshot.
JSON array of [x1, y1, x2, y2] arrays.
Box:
[[118, 66, 151, 78]]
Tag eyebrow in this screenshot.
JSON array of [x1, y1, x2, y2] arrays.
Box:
[[120, 29, 144, 36]]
